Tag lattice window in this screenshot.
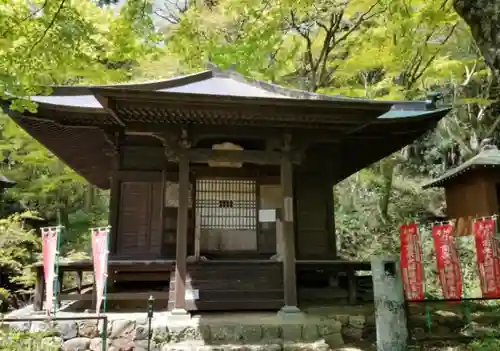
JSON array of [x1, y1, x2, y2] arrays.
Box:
[[196, 179, 256, 230]]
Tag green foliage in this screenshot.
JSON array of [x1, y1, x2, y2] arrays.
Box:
[[0, 214, 40, 288], [335, 169, 443, 259], [0, 329, 59, 351], [469, 336, 500, 351], [0, 0, 159, 110]]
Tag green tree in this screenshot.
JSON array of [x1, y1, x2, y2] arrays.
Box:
[[0, 0, 158, 110]]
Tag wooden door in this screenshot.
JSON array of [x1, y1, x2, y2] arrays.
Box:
[[117, 181, 162, 258]]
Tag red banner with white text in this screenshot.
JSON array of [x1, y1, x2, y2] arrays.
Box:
[[432, 223, 462, 300], [400, 223, 425, 301], [473, 217, 500, 298], [91, 227, 109, 314], [41, 227, 59, 316]]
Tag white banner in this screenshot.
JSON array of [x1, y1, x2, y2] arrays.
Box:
[[41, 227, 59, 316], [91, 227, 110, 314]]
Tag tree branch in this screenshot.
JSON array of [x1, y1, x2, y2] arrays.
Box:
[[1, 1, 49, 38], [27, 0, 67, 56]]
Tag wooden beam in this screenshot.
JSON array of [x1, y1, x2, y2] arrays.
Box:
[[184, 148, 303, 165], [93, 95, 126, 127], [118, 144, 303, 165], [59, 292, 170, 301], [124, 122, 351, 135], [115, 170, 164, 182]]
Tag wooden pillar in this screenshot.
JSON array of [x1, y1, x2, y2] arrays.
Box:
[[108, 146, 121, 256], [172, 151, 190, 316], [75, 270, 83, 294], [279, 145, 300, 314], [33, 266, 44, 311]]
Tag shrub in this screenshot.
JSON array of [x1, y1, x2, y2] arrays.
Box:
[[0, 329, 60, 351]]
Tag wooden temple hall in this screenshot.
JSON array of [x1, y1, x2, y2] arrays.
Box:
[[2, 66, 450, 314]]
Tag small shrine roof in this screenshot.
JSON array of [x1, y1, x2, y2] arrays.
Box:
[[423, 145, 500, 188]]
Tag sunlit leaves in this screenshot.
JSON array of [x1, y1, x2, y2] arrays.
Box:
[[167, 0, 289, 79], [0, 0, 159, 104]]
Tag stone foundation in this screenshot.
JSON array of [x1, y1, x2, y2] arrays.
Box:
[[6, 311, 373, 351]]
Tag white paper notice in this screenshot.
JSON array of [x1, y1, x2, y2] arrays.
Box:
[[259, 209, 276, 223]]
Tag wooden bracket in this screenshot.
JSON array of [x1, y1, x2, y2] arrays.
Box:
[[282, 133, 292, 152], [102, 130, 120, 157], [151, 127, 192, 162], [94, 95, 126, 127]]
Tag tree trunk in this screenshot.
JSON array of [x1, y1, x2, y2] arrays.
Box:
[[84, 184, 94, 213], [453, 0, 500, 79], [378, 157, 395, 221], [454, 1, 500, 140]]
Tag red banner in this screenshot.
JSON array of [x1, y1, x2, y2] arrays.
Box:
[[41, 227, 59, 316], [91, 227, 109, 314], [432, 223, 462, 300], [473, 218, 500, 297], [400, 223, 424, 300]]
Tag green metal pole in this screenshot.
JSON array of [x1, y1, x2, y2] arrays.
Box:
[[456, 234, 471, 328], [103, 226, 110, 313], [53, 226, 63, 317], [417, 224, 432, 334], [100, 226, 111, 351]]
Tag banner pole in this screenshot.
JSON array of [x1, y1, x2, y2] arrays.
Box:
[[53, 226, 63, 318], [419, 223, 432, 334], [103, 226, 110, 314], [90, 225, 111, 351], [454, 220, 470, 327]]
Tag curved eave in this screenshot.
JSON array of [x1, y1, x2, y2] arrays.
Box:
[[348, 107, 450, 136], [336, 108, 450, 183], [6, 115, 112, 189], [378, 107, 451, 121]]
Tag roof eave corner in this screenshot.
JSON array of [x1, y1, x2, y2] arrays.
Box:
[[425, 92, 444, 110], [421, 179, 443, 190]]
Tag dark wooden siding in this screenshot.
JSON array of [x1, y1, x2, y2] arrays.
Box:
[[121, 146, 164, 170], [295, 152, 336, 259], [116, 181, 163, 258], [169, 261, 283, 311], [163, 207, 194, 258], [445, 169, 500, 236], [258, 222, 277, 254]]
